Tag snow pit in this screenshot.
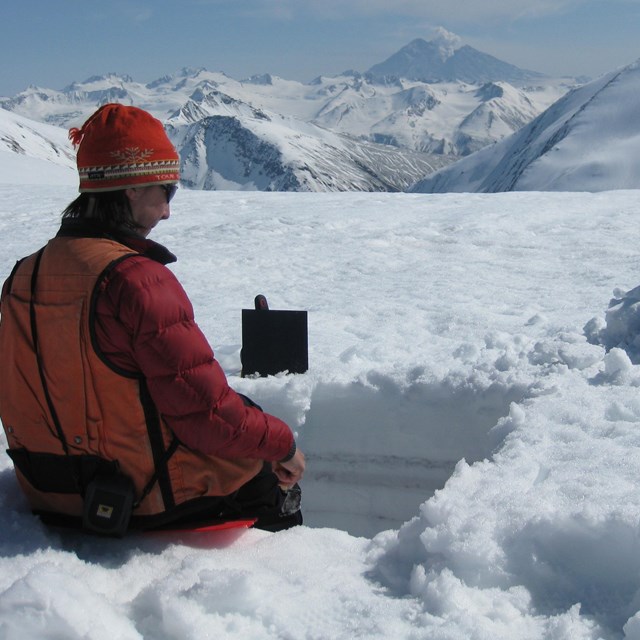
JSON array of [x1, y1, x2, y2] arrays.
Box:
[[299, 375, 529, 537]]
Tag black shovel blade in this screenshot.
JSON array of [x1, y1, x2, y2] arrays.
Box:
[[241, 308, 308, 377]]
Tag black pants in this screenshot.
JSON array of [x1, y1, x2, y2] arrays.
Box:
[[151, 462, 302, 533], [221, 461, 303, 532]]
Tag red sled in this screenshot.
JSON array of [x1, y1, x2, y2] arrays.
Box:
[[144, 518, 258, 548], [156, 518, 258, 533]]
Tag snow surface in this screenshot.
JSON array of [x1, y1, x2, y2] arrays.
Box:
[[2, 156, 640, 638]]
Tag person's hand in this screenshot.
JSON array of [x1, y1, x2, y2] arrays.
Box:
[[272, 449, 306, 488]]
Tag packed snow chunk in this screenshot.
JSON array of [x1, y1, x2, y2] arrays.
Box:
[[624, 611, 640, 639], [488, 401, 526, 446], [588, 285, 640, 363], [529, 336, 604, 371], [602, 348, 635, 382]]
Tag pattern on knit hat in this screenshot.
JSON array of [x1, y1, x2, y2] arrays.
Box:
[[69, 103, 180, 192]]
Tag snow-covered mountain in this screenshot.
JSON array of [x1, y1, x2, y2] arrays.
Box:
[[166, 85, 445, 191], [308, 74, 562, 157], [0, 32, 580, 191], [0, 74, 445, 192], [172, 116, 442, 192], [411, 59, 640, 193], [366, 32, 544, 85]]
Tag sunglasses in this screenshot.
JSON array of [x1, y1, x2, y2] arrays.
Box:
[[161, 183, 178, 203]]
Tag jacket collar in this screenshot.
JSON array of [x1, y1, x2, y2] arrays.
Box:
[[56, 218, 177, 265]]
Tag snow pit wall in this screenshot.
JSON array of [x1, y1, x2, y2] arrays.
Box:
[[298, 374, 529, 537]]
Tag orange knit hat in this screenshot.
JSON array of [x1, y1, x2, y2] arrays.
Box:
[[69, 103, 180, 192]]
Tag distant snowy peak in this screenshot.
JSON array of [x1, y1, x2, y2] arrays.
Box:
[[411, 59, 640, 193], [367, 35, 544, 85], [62, 72, 134, 92], [169, 85, 270, 125], [0, 67, 235, 128], [453, 82, 539, 154], [145, 67, 232, 94], [243, 74, 275, 86], [1, 78, 142, 127], [146, 67, 209, 89]]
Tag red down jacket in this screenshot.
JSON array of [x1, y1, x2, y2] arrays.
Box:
[[93, 240, 294, 461]]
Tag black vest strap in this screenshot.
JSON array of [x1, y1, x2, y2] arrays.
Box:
[[138, 379, 177, 510], [29, 248, 72, 459]]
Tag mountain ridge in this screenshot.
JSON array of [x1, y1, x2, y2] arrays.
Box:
[[0, 33, 581, 192]]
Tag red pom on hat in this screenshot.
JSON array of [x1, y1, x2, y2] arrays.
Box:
[[69, 103, 180, 192]]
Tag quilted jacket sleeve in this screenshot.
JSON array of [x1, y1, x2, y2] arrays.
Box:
[[93, 255, 295, 461]]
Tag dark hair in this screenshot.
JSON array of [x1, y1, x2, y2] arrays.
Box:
[[62, 191, 137, 230]]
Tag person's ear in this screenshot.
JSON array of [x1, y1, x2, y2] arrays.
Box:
[[125, 187, 141, 203]]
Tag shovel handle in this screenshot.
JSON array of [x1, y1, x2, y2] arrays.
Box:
[[254, 294, 269, 311]]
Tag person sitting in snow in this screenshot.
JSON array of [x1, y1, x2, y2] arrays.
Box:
[[0, 103, 305, 534]]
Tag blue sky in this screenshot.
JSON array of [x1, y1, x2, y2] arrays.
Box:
[[1, 0, 638, 96]]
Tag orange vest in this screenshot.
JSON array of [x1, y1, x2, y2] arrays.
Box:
[[0, 236, 261, 527]]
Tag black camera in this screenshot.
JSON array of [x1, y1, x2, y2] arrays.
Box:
[[82, 472, 135, 537]]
